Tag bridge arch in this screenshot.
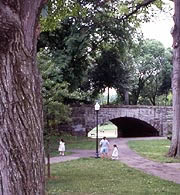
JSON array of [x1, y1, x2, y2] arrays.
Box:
[[111, 117, 159, 137], [61, 105, 172, 137]]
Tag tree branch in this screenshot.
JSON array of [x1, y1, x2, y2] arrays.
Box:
[[122, 0, 157, 20]]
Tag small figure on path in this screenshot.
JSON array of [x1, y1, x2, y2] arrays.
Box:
[[58, 139, 65, 156], [99, 137, 109, 158], [111, 144, 119, 160]]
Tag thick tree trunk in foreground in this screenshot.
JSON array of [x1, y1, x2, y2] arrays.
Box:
[[0, 1, 45, 194], [168, 0, 180, 157]]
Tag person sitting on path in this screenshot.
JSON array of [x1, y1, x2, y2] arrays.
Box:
[[99, 137, 109, 158], [58, 139, 65, 156], [111, 144, 119, 160]]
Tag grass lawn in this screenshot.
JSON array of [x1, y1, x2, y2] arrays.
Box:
[[128, 139, 180, 163], [46, 134, 95, 157], [46, 158, 180, 195]]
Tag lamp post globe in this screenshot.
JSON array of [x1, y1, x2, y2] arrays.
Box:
[[95, 102, 100, 111], [95, 102, 100, 158]]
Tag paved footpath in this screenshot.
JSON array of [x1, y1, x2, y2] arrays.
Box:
[[48, 137, 180, 184]]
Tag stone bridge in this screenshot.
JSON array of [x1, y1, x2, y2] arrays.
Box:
[[60, 105, 173, 137]]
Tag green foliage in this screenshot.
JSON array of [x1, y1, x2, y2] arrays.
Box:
[[40, 0, 165, 33], [40, 0, 84, 31], [118, 0, 165, 24], [46, 158, 180, 194], [158, 48, 173, 95], [37, 50, 71, 135], [38, 1, 136, 103], [38, 0, 171, 106], [38, 18, 91, 93], [129, 39, 173, 105], [89, 46, 130, 100]]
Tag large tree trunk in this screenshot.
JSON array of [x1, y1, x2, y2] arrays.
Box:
[[168, 0, 180, 158], [0, 1, 45, 194]]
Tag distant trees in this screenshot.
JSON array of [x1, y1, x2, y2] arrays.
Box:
[[37, 1, 135, 103], [89, 46, 129, 104], [129, 39, 173, 105], [38, 2, 173, 106]]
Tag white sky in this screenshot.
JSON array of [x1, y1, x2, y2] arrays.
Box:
[[141, 1, 174, 48]]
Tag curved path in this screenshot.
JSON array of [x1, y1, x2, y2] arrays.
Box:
[[48, 137, 180, 184]]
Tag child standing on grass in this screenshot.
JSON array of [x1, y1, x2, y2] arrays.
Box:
[[111, 144, 119, 160], [58, 139, 65, 156]]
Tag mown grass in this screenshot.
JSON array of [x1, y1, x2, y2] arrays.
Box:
[[46, 158, 180, 195], [128, 139, 180, 163], [46, 134, 95, 157]]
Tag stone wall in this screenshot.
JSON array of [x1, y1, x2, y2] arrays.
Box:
[[59, 105, 173, 136]]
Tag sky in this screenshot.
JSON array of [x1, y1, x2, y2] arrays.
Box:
[[141, 1, 174, 48]]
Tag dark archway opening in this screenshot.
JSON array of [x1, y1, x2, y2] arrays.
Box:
[[111, 117, 159, 137]]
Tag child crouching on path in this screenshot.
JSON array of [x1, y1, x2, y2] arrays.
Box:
[[111, 144, 119, 160]]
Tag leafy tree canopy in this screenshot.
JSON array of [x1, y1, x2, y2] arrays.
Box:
[[38, 0, 170, 104], [129, 39, 173, 105]]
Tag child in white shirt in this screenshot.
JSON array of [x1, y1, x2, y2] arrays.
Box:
[[58, 139, 65, 156], [111, 144, 119, 160]]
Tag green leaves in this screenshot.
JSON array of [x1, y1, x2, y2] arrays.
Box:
[[40, 0, 85, 31], [38, 0, 171, 106], [89, 45, 129, 101], [129, 39, 173, 105], [37, 50, 71, 136]]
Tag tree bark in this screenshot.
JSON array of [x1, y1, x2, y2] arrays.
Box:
[[124, 90, 129, 105], [107, 87, 110, 105], [0, 1, 45, 194], [46, 113, 51, 178], [168, 0, 180, 158], [47, 138, 51, 178]]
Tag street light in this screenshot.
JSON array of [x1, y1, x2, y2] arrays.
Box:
[[95, 102, 100, 158]]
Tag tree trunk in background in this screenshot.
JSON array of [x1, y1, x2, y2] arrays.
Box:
[[169, 0, 180, 157], [46, 113, 51, 178], [124, 90, 129, 105], [0, 1, 45, 194], [47, 138, 51, 178], [107, 87, 110, 105]]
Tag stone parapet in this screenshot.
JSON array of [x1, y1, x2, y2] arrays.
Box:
[[59, 105, 173, 137]]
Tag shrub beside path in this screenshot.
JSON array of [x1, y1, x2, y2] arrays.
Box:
[[48, 137, 180, 184]]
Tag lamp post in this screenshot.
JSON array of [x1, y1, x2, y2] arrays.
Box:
[[95, 102, 100, 158]]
